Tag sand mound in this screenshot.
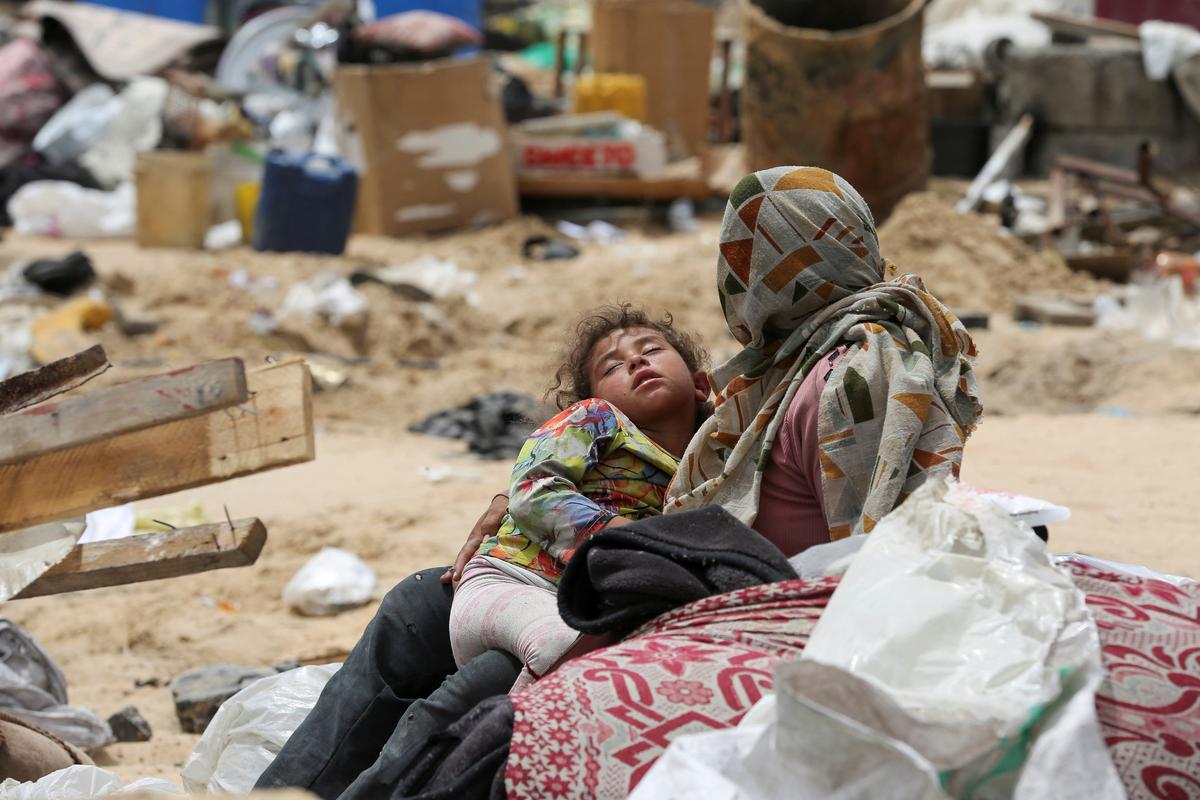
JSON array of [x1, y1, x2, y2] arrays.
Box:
[[879, 192, 1097, 313]]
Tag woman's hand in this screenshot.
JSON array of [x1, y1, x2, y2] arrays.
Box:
[[443, 492, 509, 590]]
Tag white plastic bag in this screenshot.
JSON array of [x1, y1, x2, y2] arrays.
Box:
[[281, 547, 377, 616], [633, 479, 1122, 800], [7, 182, 135, 238], [0, 765, 182, 799], [32, 84, 119, 166], [371, 256, 478, 302], [79, 77, 167, 188], [1140, 20, 1200, 81], [280, 272, 368, 327], [0, 619, 113, 750], [181, 664, 340, 794]]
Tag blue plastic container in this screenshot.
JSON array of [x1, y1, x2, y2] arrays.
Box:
[[87, 0, 208, 24], [253, 152, 358, 256], [371, 0, 482, 34]]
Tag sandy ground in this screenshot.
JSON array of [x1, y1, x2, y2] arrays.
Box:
[[3, 193, 1199, 785]]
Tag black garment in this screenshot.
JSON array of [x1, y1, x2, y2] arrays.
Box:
[[341, 650, 519, 800], [558, 505, 798, 636], [254, 568, 520, 800], [388, 695, 514, 800], [408, 393, 538, 460]]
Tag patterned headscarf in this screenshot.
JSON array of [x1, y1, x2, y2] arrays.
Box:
[[666, 166, 982, 539]]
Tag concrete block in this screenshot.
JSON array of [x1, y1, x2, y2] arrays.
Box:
[[998, 45, 1192, 134], [170, 665, 275, 734]]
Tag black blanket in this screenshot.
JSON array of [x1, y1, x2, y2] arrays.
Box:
[[557, 505, 798, 636]]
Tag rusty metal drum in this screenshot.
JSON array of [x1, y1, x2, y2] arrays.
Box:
[[741, 0, 930, 221]]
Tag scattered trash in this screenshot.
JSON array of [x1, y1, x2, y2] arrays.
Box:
[[397, 358, 440, 370], [555, 219, 627, 244], [305, 357, 351, 393], [409, 391, 538, 459], [105, 706, 151, 743], [111, 304, 159, 337], [281, 547, 377, 617], [0, 765, 183, 798], [181, 663, 340, 794], [1096, 276, 1200, 348], [79, 77, 168, 189], [1098, 406, 1136, 418], [170, 665, 276, 735], [666, 198, 698, 233], [418, 465, 479, 484], [21, 253, 95, 298], [1013, 292, 1097, 327], [203, 220, 243, 252], [356, 256, 479, 303], [0, 619, 113, 750], [1153, 251, 1199, 294], [7, 182, 135, 239], [1139, 20, 1200, 81], [0, 519, 85, 604], [32, 84, 118, 166], [0, 39, 64, 170], [29, 296, 113, 365], [521, 235, 580, 261], [280, 272, 368, 327]]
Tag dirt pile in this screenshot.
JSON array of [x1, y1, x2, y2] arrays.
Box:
[[879, 191, 1097, 313]]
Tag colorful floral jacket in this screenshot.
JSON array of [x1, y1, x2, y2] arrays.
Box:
[[478, 398, 679, 582]]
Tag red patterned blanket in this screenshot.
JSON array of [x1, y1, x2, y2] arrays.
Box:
[[505, 561, 1200, 800]]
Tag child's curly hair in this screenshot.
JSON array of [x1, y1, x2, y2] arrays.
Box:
[[548, 304, 713, 427]]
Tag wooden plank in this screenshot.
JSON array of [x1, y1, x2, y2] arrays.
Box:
[[591, 0, 715, 163], [0, 358, 248, 467], [1031, 11, 1141, 41], [518, 172, 713, 201], [12, 518, 267, 599], [0, 345, 110, 416], [957, 114, 1034, 214], [0, 359, 314, 533]]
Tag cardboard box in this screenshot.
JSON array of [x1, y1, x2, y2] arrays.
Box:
[[333, 57, 518, 237], [512, 112, 668, 177], [590, 0, 715, 164]]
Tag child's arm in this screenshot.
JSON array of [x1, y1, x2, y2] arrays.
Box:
[[507, 400, 621, 564]]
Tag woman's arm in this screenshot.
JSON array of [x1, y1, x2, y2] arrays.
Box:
[[442, 491, 509, 588]]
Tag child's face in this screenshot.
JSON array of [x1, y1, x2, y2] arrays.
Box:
[[586, 327, 708, 428]]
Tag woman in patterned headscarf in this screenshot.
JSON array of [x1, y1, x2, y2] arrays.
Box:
[[666, 166, 983, 553]]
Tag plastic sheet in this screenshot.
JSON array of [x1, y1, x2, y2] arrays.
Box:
[[181, 664, 340, 794], [0, 765, 182, 799], [7, 182, 135, 239], [633, 479, 1122, 800], [0, 620, 112, 750]]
